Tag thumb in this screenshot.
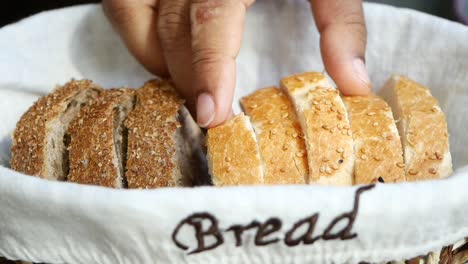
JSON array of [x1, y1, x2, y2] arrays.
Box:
[[310, 0, 371, 95], [190, 0, 254, 128]]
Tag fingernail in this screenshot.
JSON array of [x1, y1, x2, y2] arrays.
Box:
[[197, 93, 215, 128], [353, 58, 371, 85]]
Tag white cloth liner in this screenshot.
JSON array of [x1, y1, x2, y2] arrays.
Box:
[[0, 2, 467, 263]]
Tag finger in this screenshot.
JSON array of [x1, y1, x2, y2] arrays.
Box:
[[190, 0, 255, 128], [102, 0, 169, 76], [310, 0, 370, 95], [157, 0, 197, 112]]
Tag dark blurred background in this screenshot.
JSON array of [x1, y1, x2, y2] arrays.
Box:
[[0, 0, 467, 27]]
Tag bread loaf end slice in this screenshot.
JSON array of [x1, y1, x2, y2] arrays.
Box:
[[380, 75, 452, 181], [11, 80, 101, 180]]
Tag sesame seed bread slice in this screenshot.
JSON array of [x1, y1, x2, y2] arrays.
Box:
[[343, 94, 405, 184], [241, 87, 308, 184], [380, 75, 452, 181], [281, 72, 354, 186], [11, 80, 101, 180], [125, 80, 205, 188], [206, 113, 264, 186], [67, 89, 135, 188]]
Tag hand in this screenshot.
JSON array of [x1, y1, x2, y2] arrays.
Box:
[[103, 0, 254, 128], [309, 0, 370, 95], [103, 0, 370, 128]]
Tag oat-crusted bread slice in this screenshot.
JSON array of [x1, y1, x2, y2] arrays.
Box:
[[343, 94, 405, 184], [125, 80, 205, 188], [206, 113, 264, 186], [11, 80, 101, 180], [380, 75, 452, 181], [281, 72, 354, 186], [241, 87, 308, 184], [67, 89, 135, 188]]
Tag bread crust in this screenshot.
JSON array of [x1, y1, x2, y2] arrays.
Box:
[[281, 72, 354, 185], [343, 94, 405, 184], [68, 89, 135, 188], [11, 80, 101, 179], [206, 113, 264, 186], [381, 75, 452, 180], [241, 87, 308, 184], [124, 80, 185, 188]]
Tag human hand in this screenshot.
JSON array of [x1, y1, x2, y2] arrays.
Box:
[[103, 0, 370, 128]]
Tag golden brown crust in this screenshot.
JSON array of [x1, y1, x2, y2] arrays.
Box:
[[281, 72, 354, 185], [124, 80, 184, 189], [383, 76, 452, 181], [241, 87, 308, 184], [68, 89, 135, 188], [343, 94, 405, 184], [11, 80, 100, 178], [206, 114, 264, 186]]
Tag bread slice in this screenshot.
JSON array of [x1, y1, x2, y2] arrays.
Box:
[[206, 113, 264, 186], [343, 94, 405, 184], [67, 89, 135, 188], [124, 80, 205, 188], [380, 75, 452, 181], [241, 87, 308, 184], [10, 80, 101, 180], [281, 72, 354, 185]]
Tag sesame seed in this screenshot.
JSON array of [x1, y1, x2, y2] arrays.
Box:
[[280, 168, 286, 172], [226, 167, 232, 173], [281, 105, 288, 110], [343, 124, 350, 129], [313, 101, 319, 105], [330, 164, 339, 170], [292, 132, 298, 138], [330, 106, 336, 112], [429, 155, 437, 160], [225, 157, 232, 162], [409, 169, 418, 175], [428, 168, 437, 174], [373, 122, 379, 127], [337, 114, 344, 120], [295, 76, 304, 81], [347, 130, 352, 136], [271, 129, 277, 135], [322, 157, 329, 162], [315, 105, 321, 111], [374, 156, 383, 161], [386, 135, 394, 140], [319, 166, 326, 173], [296, 152, 304, 158], [396, 162, 405, 168], [367, 112, 376, 116], [336, 148, 344, 153], [325, 167, 332, 174], [431, 107, 438, 113], [322, 125, 330, 130], [251, 104, 258, 108], [360, 155, 368, 160], [435, 151, 442, 160], [282, 112, 289, 118], [269, 120, 275, 124], [353, 99, 360, 103], [338, 124, 343, 129], [282, 144, 289, 151]]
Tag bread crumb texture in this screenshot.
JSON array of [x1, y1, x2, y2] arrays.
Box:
[[125, 80, 184, 189]]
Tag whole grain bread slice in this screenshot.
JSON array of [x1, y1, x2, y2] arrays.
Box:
[[11, 80, 101, 180], [67, 88, 135, 188], [281, 72, 355, 186], [380, 75, 452, 181], [124, 80, 205, 188], [241, 87, 308, 184]]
